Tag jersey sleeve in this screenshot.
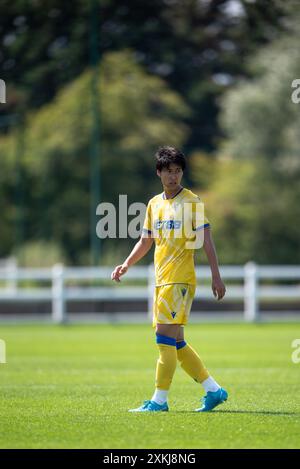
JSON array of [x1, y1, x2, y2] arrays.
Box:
[[142, 201, 153, 237], [192, 197, 210, 231]]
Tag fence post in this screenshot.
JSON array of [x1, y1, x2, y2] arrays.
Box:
[[0, 339, 6, 363], [52, 264, 66, 324], [6, 257, 17, 294], [147, 263, 155, 322], [244, 262, 258, 322]]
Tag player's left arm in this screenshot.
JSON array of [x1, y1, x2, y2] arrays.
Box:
[[202, 227, 226, 301]]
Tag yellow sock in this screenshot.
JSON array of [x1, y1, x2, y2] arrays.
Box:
[[155, 334, 177, 390], [176, 341, 209, 383]]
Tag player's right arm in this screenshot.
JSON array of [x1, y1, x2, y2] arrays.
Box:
[[111, 235, 153, 282], [111, 199, 154, 282]]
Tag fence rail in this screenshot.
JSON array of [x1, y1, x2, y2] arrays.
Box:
[[0, 261, 300, 323]]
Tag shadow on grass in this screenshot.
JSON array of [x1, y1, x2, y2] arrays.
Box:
[[174, 410, 299, 416], [215, 410, 299, 416]]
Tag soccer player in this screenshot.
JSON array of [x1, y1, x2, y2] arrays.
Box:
[[111, 146, 228, 412]]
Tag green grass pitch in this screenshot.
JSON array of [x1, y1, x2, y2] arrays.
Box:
[[0, 322, 299, 448]]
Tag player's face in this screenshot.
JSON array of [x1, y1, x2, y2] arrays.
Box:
[[157, 163, 183, 191]]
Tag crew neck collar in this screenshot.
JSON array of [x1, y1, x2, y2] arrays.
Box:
[[162, 187, 184, 200]]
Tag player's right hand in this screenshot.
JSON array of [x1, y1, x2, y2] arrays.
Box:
[[111, 263, 129, 282]]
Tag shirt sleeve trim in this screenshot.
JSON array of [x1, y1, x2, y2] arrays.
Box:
[[195, 223, 210, 231]]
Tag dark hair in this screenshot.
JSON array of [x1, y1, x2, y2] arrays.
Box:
[[155, 146, 186, 171]]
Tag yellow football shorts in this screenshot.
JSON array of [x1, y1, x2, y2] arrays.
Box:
[[153, 283, 196, 327]]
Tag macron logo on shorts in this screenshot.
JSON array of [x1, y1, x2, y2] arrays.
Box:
[[181, 288, 187, 297]]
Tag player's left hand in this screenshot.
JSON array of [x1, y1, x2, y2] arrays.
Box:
[[212, 277, 226, 301]]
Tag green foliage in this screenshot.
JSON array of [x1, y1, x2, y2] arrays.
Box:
[[0, 1, 299, 265], [189, 151, 218, 190], [14, 241, 66, 267], [220, 40, 300, 165], [195, 157, 258, 264], [211, 22, 300, 263], [0, 50, 190, 264], [0, 0, 288, 147]]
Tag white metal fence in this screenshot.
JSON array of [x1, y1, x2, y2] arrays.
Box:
[[0, 260, 300, 323]]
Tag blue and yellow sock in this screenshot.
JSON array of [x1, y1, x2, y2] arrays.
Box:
[[155, 333, 177, 391], [176, 340, 209, 383]]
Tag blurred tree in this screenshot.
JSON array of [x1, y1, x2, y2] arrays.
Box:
[[0, 0, 298, 265], [0, 0, 90, 110], [14, 240, 66, 267], [0, 50, 190, 264], [188, 151, 217, 190], [101, 0, 288, 152], [197, 15, 300, 264], [196, 157, 261, 264], [0, 0, 289, 151]]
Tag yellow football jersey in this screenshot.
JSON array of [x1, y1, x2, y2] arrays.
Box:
[[142, 187, 210, 286]]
